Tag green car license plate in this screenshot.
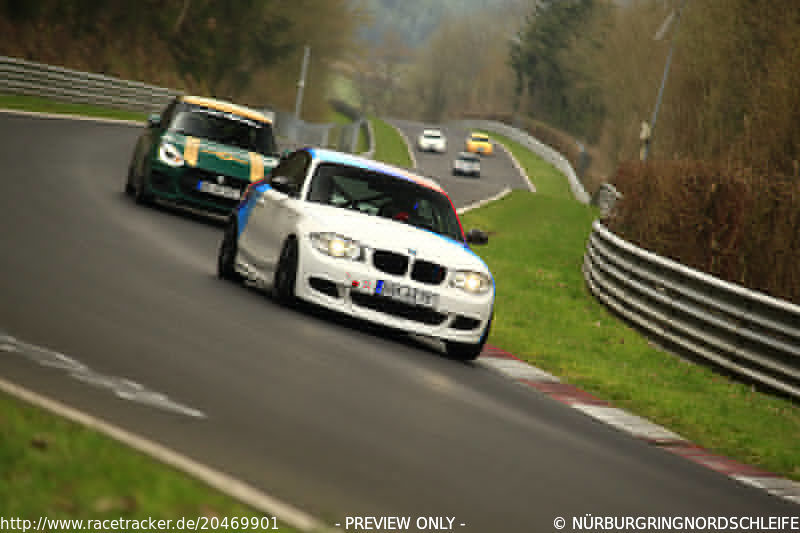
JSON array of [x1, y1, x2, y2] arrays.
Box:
[[197, 180, 241, 200]]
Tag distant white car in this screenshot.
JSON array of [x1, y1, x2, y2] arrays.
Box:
[[453, 152, 481, 177], [417, 129, 447, 153], [218, 148, 494, 360]]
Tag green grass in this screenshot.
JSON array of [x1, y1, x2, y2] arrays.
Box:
[[461, 190, 800, 481], [0, 391, 301, 531], [369, 116, 412, 168], [488, 132, 573, 200], [0, 94, 148, 122], [355, 119, 799, 484]]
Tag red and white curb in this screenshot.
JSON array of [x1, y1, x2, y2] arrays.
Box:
[[477, 344, 800, 505]]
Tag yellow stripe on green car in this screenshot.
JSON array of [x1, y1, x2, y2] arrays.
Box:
[[249, 152, 264, 181], [184, 137, 200, 166]]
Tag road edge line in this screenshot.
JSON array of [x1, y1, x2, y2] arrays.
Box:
[[0, 377, 333, 532], [0, 107, 144, 127]]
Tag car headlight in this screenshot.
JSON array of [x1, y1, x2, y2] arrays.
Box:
[[158, 142, 184, 167], [451, 271, 492, 294], [309, 232, 365, 261]]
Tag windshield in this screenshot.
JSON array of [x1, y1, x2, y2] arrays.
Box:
[[169, 107, 277, 156], [423, 131, 442, 139], [471, 134, 489, 143], [307, 163, 463, 242]]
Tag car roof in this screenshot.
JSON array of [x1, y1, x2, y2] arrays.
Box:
[[469, 132, 489, 139], [422, 129, 442, 135], [180, 95, 273, 124], [306, 148, 445, 194]]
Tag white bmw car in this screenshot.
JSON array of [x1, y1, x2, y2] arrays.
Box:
[[217, 148, 494, 360], [416, 129, 447, 153]]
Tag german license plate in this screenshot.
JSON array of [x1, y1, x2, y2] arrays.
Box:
[[197, 180, 241, 200], [375, 280, 438, 308]]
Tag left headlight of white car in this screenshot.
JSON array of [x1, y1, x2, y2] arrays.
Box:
[[450, 270, 492, 294], [309, 232, 365, 261]]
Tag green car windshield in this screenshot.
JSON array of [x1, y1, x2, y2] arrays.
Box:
[[307, 163, 464, 242], [169, 108, 277, 156]]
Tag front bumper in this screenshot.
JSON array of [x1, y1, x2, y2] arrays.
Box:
[[146, 162, 250, 215], [293, 238, 493, 344]]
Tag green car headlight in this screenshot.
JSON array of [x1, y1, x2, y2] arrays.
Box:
[[451, 271, 492, 294], [309, 232, 364, 261], [158, 142, 184, 167]]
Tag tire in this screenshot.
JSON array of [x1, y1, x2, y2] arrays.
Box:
[[273, 238, 298, 304], [445, 316, 492, 361], [132, 165, 153, 205], [217, 220, 243, 282], [125, 162, 136, 196]]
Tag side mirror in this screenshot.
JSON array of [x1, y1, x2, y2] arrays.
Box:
[[270, 175, 295, 196], [147, 114, 161, 128], [465, 228, 489, 246]]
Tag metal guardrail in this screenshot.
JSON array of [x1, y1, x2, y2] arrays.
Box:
[[0, 55, 179, 113], [0, 56, 373, 155], [584, 220, 800, 399], [450, 119, 591, 204]]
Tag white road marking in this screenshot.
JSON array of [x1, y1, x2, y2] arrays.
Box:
[[0, 377, 331, 532], [732, 476, 800, 504], [571, 404, 686, 444], [1, 332, 204, 418], [478, 356, 560, 382], [0, 107, 144, 126]]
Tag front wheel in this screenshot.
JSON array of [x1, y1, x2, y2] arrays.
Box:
[[132, 167, 153, 205], [272, 238, 298, 305], [125, 162, 136, 196], [217, 220, 243, 282], [444, 316, 492, 361]]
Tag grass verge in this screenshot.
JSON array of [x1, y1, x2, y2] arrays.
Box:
[[460, 187, 800, 482], [0, 94, 148, 122], [369, 116, 412, 168], [488, 132, 573, 200], [0, 390, 301, 531]]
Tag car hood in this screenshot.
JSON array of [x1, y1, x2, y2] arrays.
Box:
[[300, 203, 489, 272], [164, 133, 279, 182]]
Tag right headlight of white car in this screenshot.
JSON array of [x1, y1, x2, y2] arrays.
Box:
[[309, 232, 365, 261], [450, 270, 492, 294]]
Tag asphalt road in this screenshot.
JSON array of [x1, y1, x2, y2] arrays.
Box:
[[0, 113, 795, 532], [389, 120, 531, 208]]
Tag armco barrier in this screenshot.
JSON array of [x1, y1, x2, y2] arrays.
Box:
[[0, 56, 373, 155], [584, 220, 800, 399], [450, 119, 591, 204], [0, 55, 178, 113]]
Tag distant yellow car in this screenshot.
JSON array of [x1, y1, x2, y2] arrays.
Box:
[[465, 132, 493, 156]]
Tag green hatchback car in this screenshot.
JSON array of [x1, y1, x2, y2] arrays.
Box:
[[126, 95, 280, 215]]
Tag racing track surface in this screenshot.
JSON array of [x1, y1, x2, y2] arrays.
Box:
[[0, 113, 795, 532], [389, 120, 531, 207]]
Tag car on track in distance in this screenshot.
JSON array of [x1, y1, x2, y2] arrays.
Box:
[[452, 151, 481, 177], [126, 95, 280, 215], [416, 128, 447, 153], [217, 148, 494, 360], [465, 131, 493, 156]]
